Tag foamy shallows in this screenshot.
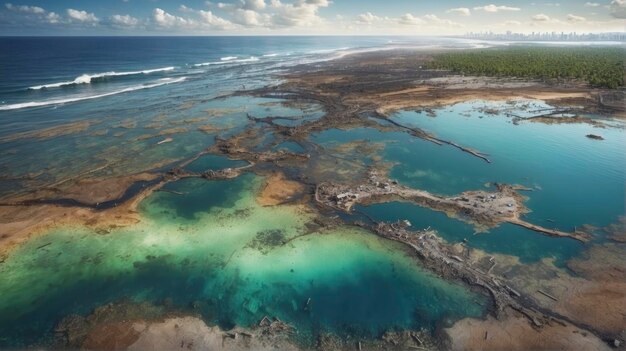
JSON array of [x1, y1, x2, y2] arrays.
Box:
[[0, 174, 486, 347]]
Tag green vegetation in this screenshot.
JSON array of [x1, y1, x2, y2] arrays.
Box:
[[428, 46, 625, 89]]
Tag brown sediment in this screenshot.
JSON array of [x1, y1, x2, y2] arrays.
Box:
[[513, 115, 608, 127], [56, 301, 300, 351], [197, 124, 226, 133], [315, 170, 588, 242], [355, 220, 621, 348], [4, 172, 159, 206], [115, 119, 137, 129], [0, 120, 98, 143], [135, 127, 189, 141], [158, 127, 188, 136], [257, 172, 305, 206], [205, 107, 246, 117], [0, 203, 139, 258], [604, 216, 626, 243], [446, 239, 626, 339], [445, 307, 611, 351]]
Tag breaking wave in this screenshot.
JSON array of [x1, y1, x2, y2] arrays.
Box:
[[193, 56, 260, 67], [28, 66, 176, 90], [2, 77, 186, 111]]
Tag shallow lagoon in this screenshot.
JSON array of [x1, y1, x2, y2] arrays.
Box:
[[0, 174, 486, 347], [312, 100, 625, 263]]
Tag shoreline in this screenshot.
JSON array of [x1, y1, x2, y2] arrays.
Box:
[[0, 48, 624, 350]]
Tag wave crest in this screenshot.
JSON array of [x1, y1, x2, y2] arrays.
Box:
[[2, 77, 186, 111], [193, 56, 259, 67], [28, 66, 176, 90]]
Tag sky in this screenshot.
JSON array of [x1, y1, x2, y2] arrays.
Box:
[[0, 0, 624, 35]]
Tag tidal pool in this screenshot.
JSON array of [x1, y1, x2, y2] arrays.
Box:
[[0, 174, 486, 348]]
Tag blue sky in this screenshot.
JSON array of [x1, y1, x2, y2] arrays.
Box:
[[0, 0, 624, 35]]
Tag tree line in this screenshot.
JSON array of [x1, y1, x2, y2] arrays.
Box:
[[427, 46, 625, 89]]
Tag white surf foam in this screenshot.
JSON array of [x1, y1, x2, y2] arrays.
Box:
[[193, 56, 260, 67], [2, 77, 186, 111], [262, 53, 279, 57], [220, 56, 238, 61], [28, 66, 176, 90]]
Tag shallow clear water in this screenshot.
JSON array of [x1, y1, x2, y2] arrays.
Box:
[[312, 101, 625, 263], [0, 174, 486, 347]]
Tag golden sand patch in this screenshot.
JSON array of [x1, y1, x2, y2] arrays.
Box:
[[256, 173, 304, 206]]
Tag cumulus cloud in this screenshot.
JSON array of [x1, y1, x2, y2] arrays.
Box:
[[152, 7, 234, 30], [67, 8, 98, 23], [609, 0, 626, 18], [474, 4, 521, 12], [5, 3, 44, 14], [356, 12, 382, 24], [199, 9, 235, 29], [566, 14, 586, 22], [268, 0, 329, 27], [45, 11, 60, 24], [531, 13, 551, 21], [584, 2, 600, 6], [399, 13, 462, 27], [153, 8, 192, 27], [446, 7, 471, 16], [110, 14, 139, 27]]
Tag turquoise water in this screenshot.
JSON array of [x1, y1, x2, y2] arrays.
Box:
[[354, 202, 583, 264], [312, 101, 625, 262], [0, 175, 486, 347]]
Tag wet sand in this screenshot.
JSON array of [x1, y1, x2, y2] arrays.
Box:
[[445, 308, 611, 351]]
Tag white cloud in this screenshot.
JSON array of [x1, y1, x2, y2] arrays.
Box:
[[46, 11, 60, 24], [609, 0, 626, 18], [152, 7, 233, 30], [584, 2, 600, 6], [67, 9, 99, 23], [531, 13, 551, 21], [5, 3, 44, 14], [566, 14, 586, 22], [399, 13, 462, 27], [399, 13, 423, 25], [4, 2, 61, 24], [110, 14, 139, 27], [474, 4, 521, 12], [446, 7, 471, 16], [231, 9, 266, 26], [153, 8, 192, 27], [356, 12, 381, 24], [199, 9, 234, 29], [179, 5, 194, 13], [269, 0, 329, 27]]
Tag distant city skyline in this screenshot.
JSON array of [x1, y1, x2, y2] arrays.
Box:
[[0, 0, 624, 36], [462, 30, 626, 41]]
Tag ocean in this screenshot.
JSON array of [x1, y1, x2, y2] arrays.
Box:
[[0, 36, 624, 348]]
